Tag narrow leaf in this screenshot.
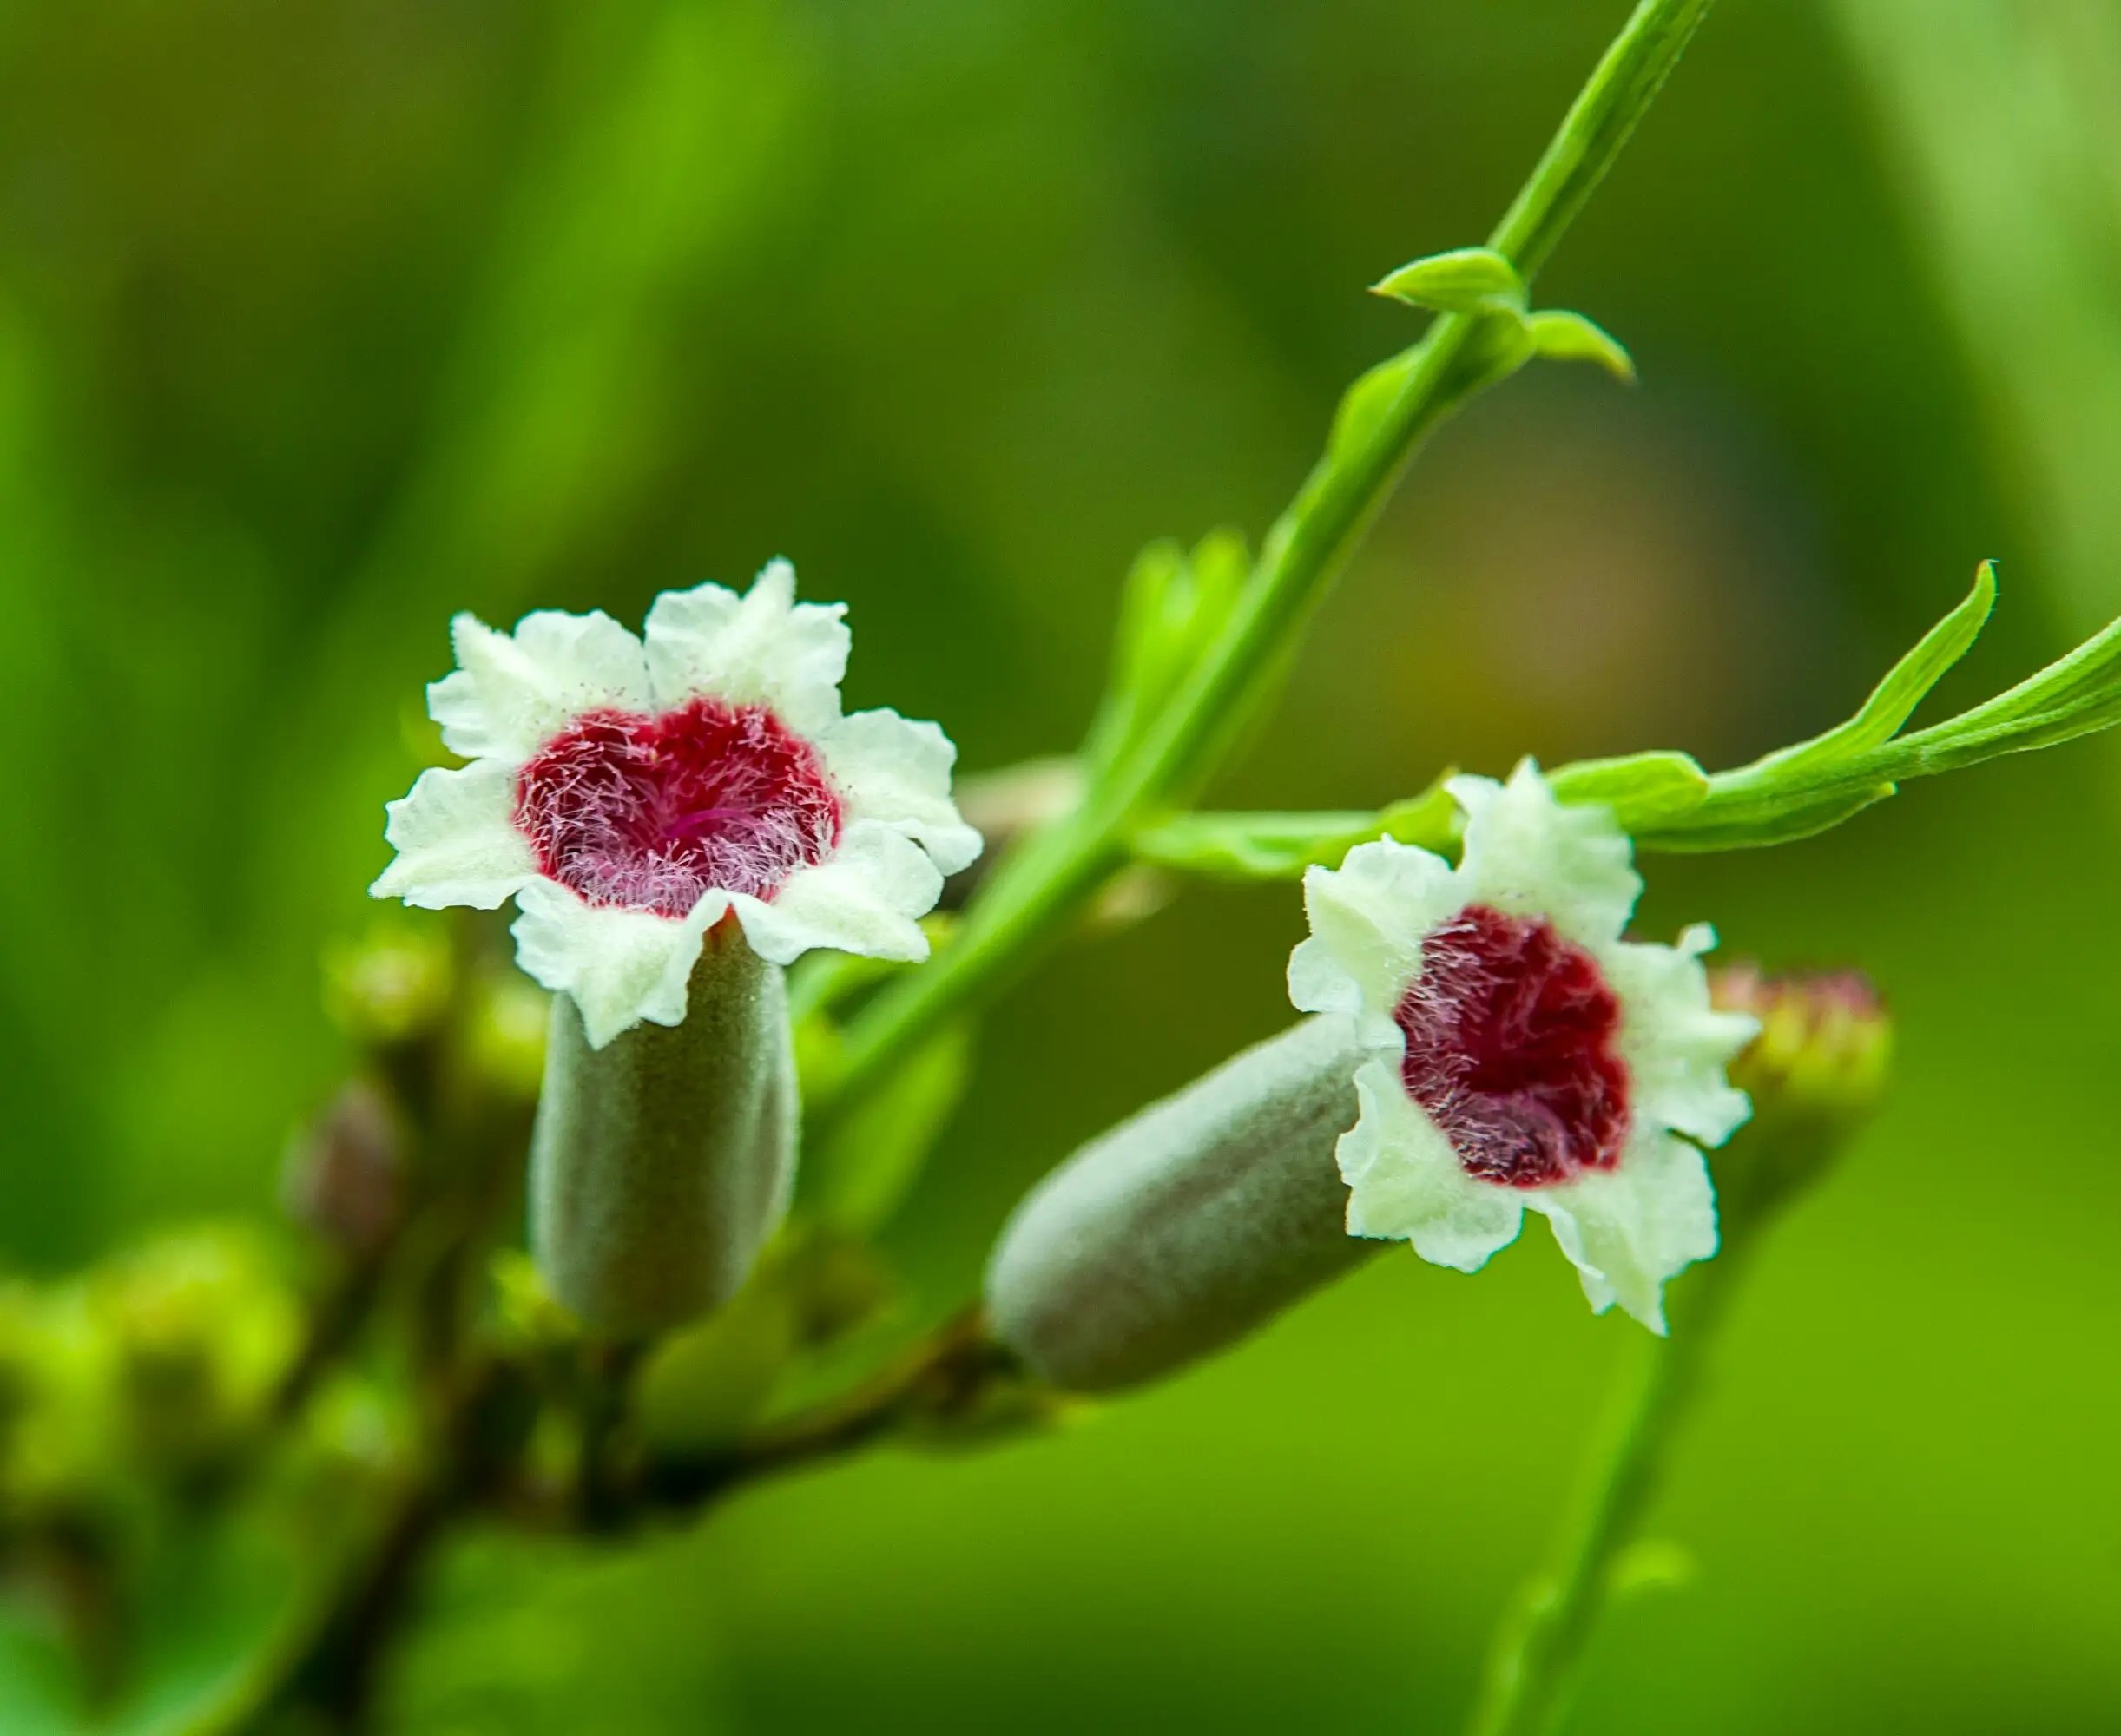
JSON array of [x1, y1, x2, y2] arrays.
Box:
[[1130, 811, 1380, 881], [1525, 308, 1636, 382], [1880, 602, 2121, 774], [1638, 781, 1897, 852], [1546, 749, 1708, 826], [1130, 776, 1460, 881], [1370, 246, 1525, 313], [1329, 347, 1420, 461], [1757, 562, 1996, 775]]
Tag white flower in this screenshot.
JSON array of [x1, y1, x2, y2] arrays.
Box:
[[1287, 761, 1755, 1332], [370, 560, 982, 1049]]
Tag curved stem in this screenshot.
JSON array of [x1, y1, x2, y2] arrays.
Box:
[[1466, 1237, 1752, 1736], [816, 0, 1721, 1124]]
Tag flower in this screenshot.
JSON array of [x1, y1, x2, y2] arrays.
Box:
[[370, 560, 981, 1048], [1287, 762, 1755, 1331]]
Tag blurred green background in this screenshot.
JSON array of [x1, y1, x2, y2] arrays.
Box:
[[4, 0, 2120, 1730]]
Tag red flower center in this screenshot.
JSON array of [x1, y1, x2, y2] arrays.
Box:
[[513, 698, 842, 917], [1395, 904, 1630, 1188]]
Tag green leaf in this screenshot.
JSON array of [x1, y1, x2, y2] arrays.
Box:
[[1524, 308, 1635, 382], [1130, 776, 1459, 881], [1753, 562, 1996, 776], [1637, 781, 1896, 852], [1082, 532, 1248, 782], [1328, 346, 1421, 461], [1545, 749, 1708, 827], [1635, 563, 2121, 851], [1606, 1537, 1697, 1599], [1130, 811, 1368, 881], [1881, 600, 2121, 773], [1370, 246, 1525, 313]]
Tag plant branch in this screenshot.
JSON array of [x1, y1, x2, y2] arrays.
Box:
[[628, 1306, 1017, 1518], [813, 0, 1721, 1127], [1464, 1235, 1755, 1736]]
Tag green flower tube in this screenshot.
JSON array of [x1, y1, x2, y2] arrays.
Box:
[[530, 925, 796, 1338], [985, 1015, 1370, 1393]]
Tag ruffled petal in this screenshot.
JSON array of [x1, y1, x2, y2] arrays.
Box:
[[1337, 1058, 1525, 1270], [427, 608, 651, 764], [728, 820, 939, 966], [368, 760, 536, 910], [1527, 1133, 1719, 1333], [1288, 839, 1461, 1047], [642, 558, 851, 735], [1602, 924, 1758, 1147], [817, 707, 983, 876], [509, 879, 719, 1049], [1450, 761, 1639, 948]]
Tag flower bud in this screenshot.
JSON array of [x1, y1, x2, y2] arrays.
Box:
[[281, 1081, 405, 1263], [322, 924, 451, 1052], [91, 1230, 300, 1484], [529, 923, 798, 1340], [985, 1015, 1369, 1394], [1708, 964, 1892, 1230]]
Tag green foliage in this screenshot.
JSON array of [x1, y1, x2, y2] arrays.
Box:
[[1522, 309, 1637, 383], [1132, 564, 2121, 874], [1081, 531, 1249, 788], [1370, 247, 1527, 315]]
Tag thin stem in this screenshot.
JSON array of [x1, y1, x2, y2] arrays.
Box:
[[816, 0, 1720, 1124], [1466, 1238, 1753, 1736], [633, 1306, 1007, 1516]]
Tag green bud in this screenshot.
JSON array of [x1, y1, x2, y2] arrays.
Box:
[[1709, 965, 1892, 1230], [529, 924, 798, 1340], [90, 1229, 300, 1483], [1523, 308, 1635, 381], [985, 1016, 1368, 1393], [322, 922, 451, 1051], [1370, 246, 1525, 313], [0, 1283, 116, 1521]]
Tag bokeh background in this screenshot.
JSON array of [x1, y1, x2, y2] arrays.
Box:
[[5, 0, 2121, 1730]]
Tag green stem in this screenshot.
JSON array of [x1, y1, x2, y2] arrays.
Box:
[[1466, 1236, 1753, 1736], [814, 0, 1719, 1123]]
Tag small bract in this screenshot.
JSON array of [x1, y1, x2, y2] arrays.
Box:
[[369, 561, 981, 1047], [1288, 762, 1755, 1331]]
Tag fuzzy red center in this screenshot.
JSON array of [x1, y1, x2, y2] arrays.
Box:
[[1395, 904, 1630, 1188], [513, 698, 841, 917]]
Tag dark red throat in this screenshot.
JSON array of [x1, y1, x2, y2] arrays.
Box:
[[1395, 904, 1630, 1187], [513, 698, 841, 917]]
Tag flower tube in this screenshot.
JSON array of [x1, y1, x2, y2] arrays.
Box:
[[372, 561, 979, 1334], [988, 763, 1754, 1391]]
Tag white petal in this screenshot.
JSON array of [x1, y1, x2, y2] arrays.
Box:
[[368, 760, 536, 910], [510, 879, 720, 1049], [1337, 1057, 1524, 1271], [1602, 924, 1758, 1148], [1450, 760, 1639, 948], [1526, 1133, 1719, 1333], [428, 608, 652, 763], [1288, 839, 1462, 1046], [642, 558, 851, 735], [728, 820, 939, 966], [818, 707, 983, 875]]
